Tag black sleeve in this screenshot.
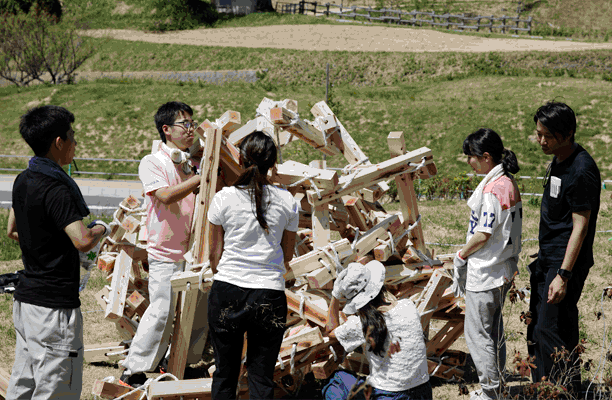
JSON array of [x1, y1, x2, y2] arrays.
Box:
[[46, 184, 85, 231], [566, 156, 600, 213]]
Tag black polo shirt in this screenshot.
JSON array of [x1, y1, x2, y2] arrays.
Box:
[[539, 144, 600, 270], [12, 170, 84, 309]]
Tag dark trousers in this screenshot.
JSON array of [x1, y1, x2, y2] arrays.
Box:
[[208, 280, 287, 400], [527, 259, 589, 390]]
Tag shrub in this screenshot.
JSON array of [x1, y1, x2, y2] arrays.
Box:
[[0, 0, 62, 21], [149, 0, 218, 31], [0, 11, 95, 86]]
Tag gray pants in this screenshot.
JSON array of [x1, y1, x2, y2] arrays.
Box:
[[122, 258, 208, 374], [465, 285, 510, 400], [7, 300, 83, 400]]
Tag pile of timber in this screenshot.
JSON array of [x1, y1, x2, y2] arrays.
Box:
[[91, 98, 466, 400]]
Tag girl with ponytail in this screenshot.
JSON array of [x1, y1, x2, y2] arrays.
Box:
[[451, 128, 523, 400], [207, 131, 299, 399], [324, 261, 432, 400]]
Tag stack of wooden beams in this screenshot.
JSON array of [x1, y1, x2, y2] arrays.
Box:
[[92, 98, 466, 400]]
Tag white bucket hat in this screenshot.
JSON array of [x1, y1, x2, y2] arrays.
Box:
[[333, 260, 386, 315]]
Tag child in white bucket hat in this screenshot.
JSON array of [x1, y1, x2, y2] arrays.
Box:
[[324, 260, 432, 400]]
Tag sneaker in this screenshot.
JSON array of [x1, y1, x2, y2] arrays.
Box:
[[119, 371, 147, 389]]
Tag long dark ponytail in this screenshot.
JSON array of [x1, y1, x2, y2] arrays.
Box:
[[357, 287, 391, 358], [462, 128, 520, 177], [233, 131, 277, 234]]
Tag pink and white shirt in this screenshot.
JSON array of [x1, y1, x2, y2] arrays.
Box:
[[465, 175, 522, 291], [139, 143, 196, 262]]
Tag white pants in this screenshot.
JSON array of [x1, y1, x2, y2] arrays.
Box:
[[464, 284, 510, 400], [7, 301, 83, 400], [122, 258, 208, 373]]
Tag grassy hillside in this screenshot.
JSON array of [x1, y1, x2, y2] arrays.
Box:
[[2, 76, 611, 184]]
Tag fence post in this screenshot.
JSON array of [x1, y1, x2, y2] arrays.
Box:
[[516, 15, 520, 34], [445, 13, 449, 29], [502, 16, 506, 34], [527, 16, 532, 34], [314, 1, 317, 15], [476, 17, 481, 32], [299, 0, 304, 14], [489, 16, 493, 33]]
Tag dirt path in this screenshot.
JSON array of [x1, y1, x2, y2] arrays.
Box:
[[83, 25, 612, 53]]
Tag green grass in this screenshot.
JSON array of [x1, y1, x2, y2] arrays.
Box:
[[80, 37, 612, 86], [0, 211, 21, 262], [2, 75, 612, 182]]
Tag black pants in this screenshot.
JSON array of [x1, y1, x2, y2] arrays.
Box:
[[208, 280, 287, 400], [527, 259, 589, 390]]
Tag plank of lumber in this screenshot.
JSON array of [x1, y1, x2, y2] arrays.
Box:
[[427, 359, 464, 380], [148, 378, 212, 400], [168, 126, 222, 380], [273, 160, 339, 190], [312, 353, 343, 380], [97, 254, 116, 272], [115, 316, 138, 341], [417, 268, 453, 332], [216, 110, 241, 136], [170, 269, 214, 293], [310, 101, 389, 194], [353, 214, 400, 259], [0, 367, 11, 400], [343, 196, 370, 232], [125, 290, 149, 318], [285, 289, 327, 327], [226, 116, 275, 146], [84, 342, 127, 364], [427, 320, 465, 358], [307, 147, 433, 207], [105, 248, 134, 321], [92, 379, 143, 400], [274, 338, 338, 380], [285, 239, 353, 281], [278, 326, 323, 358], [312, 204, 331, 250]]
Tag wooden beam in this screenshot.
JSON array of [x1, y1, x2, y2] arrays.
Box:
[[343, 196, 370, 232], [427, 359, 464, 380], [105, 248, 134, 321], [306, 147, 433, 207], [92, 380, 143, 400], [0, 367, 11, 400], [273, 160, 339, 190], [125, 290, 149, 318], [278, 326, 324, 358], [312, 204, 331, 249], [168, 126, 222, 379], [416, 268, 453, 332], [84, 342, 127, 364], [285, 289, 328, 327], [426, 319, 465, 358], [216, 110, 241, 136], [148, 378, 212, 400], [285, 239, 353, 281]]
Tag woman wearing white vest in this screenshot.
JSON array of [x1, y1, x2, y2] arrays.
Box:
[[452, 128, 523, 400], [207, 131, 299, 399]]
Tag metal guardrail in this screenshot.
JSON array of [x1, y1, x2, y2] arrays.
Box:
[[0, 154, 139, 177]]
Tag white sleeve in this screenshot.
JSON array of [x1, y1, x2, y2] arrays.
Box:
[[286, 195, 299, 232], [207, 191, 225, 226], [334, 316, 365, 353], [139, 155, 169, 195], [476, 192, 502, 235]]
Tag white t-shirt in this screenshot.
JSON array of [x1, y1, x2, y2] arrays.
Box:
[[334, 299, 430, 392], [139, 144, 196, 263], [465, 175, 522, 292], [207, 185, 299, 291]]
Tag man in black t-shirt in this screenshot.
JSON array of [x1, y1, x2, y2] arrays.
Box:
[[6, 105, 109, 400], [527, 102, 600, 393]]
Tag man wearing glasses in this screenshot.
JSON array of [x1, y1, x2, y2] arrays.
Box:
[[120, 101, 206, 387], [527, 101, 600, 394]]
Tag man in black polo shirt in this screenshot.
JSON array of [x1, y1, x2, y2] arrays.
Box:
[[527, 101, 600, 393], [6, 105, 109, 399]]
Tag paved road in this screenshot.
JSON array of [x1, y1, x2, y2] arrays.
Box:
[[0, 175, 143, 216], [83, 25, 612, 53]]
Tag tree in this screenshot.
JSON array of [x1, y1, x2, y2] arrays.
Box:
[[0, 0, 62, 20], [0, 12, 95, 86]]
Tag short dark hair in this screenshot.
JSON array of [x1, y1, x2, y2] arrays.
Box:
[[533, 101, 576, 143], [154, 102, 194, 143], [19, 105, 75, 157]]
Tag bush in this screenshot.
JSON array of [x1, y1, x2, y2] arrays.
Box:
[[0, 0, 62, 20], [0, 11, 95, 86], [149, 0, 218, 31]]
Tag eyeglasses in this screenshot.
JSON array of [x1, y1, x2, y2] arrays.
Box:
[[542, 162, 552, 188], [172, 121, 199, 130]]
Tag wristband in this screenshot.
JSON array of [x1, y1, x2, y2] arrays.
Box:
[[457, 251, 466, 261], [87, 220, 110, 236]]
